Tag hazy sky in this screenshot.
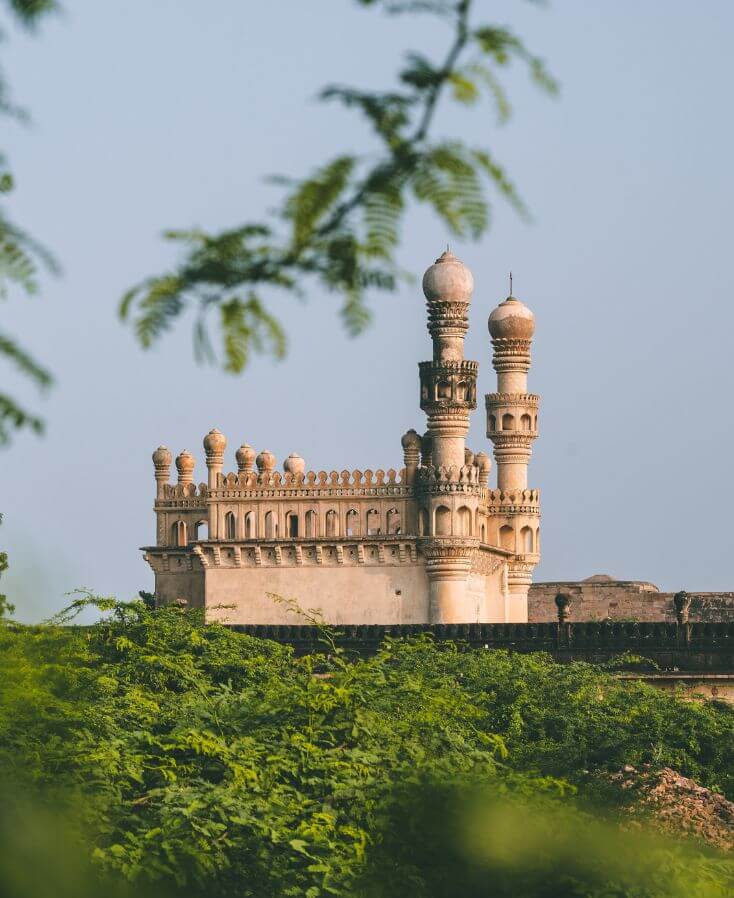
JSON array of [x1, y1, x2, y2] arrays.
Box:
[[3, 1, 733, 621]]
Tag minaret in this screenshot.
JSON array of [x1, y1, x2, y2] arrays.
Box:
[[486, 285, 540, 620], [417, 250, 479, 624]]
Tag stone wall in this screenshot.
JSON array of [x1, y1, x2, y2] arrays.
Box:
[[528, 575, 734, 623]]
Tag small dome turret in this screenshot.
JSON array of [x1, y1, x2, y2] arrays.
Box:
[[283, 452, 305, 475], [256, 449, 276, 473], [488, 295, 535, 341], [422, 250, 474, 304], [203, 428, 227, 455], [236, 443, 256, 473], [175, 449, 195, 483], [401, 429, 422, 451], [152, 445, 172, 468]]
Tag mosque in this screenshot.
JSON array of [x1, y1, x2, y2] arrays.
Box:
[[143, 250, 541, 624]]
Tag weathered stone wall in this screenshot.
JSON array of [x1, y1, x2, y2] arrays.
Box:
[[528, 577, 734, 623]]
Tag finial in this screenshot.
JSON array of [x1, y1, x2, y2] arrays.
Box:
[[509, 270, 513, 296]]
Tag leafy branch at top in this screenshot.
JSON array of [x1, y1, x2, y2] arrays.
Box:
[[120, 0, 557, 374], [0, 0, 59, 445]]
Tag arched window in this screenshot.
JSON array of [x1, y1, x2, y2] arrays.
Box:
[[488, 414, 496, 432], [264, 510, 277, 539], [305, 510, 317, 538], [457, 505, 472, 536], [436, 379, 451, 399], [480, 523, 486, 543], [224, 511, 236, 540], [535, 526, 540, 553], [435, 505, 451, 536], [456, 380, 467, 401], [172, 520, 187, 547], [195, 520, 208, 541], [325, 509, 338, 537], [287, 512, 299, 538], [521, 413, 532, 432], [499, 525, 514, 552], [346, 509, 360, 537], [521, 526, 533, 553], [244, 511, 255, 539], [386, 508, 401, 535], [534, 414, 538, 429], [366, 508, 380, 535], [502, 413, 515, 431], [419, 508, 429, 536]]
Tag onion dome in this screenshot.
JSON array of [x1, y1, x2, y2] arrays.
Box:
[[256, 449, 276, 473], [401, 429, 422, 451], [203, 428, 227, 455], [464, 448, 475, 467], [283, 452, 305, 475], [422, 250, 474, 304], [152, 445, 172, 468], [235, 443, 256, 473], [488, 295, 535, 340], [175, 449, 195, 482]]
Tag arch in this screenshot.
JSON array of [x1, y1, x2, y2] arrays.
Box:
[[419, 508, 429, 536], [521, 413, 532, 432], [421, 383, 429, 401], [244, 511, 255, 539], [499, 525, 514, 552], [435, 505, 451, 536], [502, 413, 515, 431], [224, 511, 236, 540], [534, 414, 538, 429], [488, 414, 496, 432], [480, 523, 486, 543], [535, 526, 540, 553], [386, 507, 401, 535], [346, 509, 360, 537], [286, 511, 299, 538], [172, 520, 187, 547], [457, 505, 472, 536], [305, 510, 317, 538], [195, 520, 208, 541], [366, 508, 380, 535], [436, 379, 451, 400], [456, 380, 467, 401], [325, 509, 338, 537], [521, 525, 533, 553], [264, 510, 277, 539]]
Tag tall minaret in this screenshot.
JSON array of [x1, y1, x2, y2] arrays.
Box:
[[418, 250, 480, 623], [486, 285, 540, 620]]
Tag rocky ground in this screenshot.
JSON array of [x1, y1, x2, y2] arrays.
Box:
[[609, 765, 734, 852]]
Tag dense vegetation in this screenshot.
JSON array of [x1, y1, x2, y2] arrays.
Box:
[[1, 595, 734, 897]]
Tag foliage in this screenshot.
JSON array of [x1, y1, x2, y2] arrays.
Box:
[[121, 0, 557, 373], [2, 596, 734, 896], [0, 0, 58, 444]]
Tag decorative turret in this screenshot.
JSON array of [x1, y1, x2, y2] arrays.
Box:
[[152, 446, 172, 499], [256, 449, 276, 474], [175, 449, 195, 485], [283, 453, 305, 476], [204, 429, 227, 489], [401, 429, 421, 485], [236, 444, 256, 474]]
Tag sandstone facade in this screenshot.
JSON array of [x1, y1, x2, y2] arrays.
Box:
[[143, 252, 541, 624]]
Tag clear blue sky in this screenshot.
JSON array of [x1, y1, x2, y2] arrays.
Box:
[[3, 1, 733, 620]]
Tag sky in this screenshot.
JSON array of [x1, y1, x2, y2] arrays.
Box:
[[2, 0, 733, 621]]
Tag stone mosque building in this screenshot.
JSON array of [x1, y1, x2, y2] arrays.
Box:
[[143, 251, 542, 624]]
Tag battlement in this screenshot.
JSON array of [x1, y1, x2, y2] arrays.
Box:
[[486, 488, 540, 512], [214, 467, 407, 495]]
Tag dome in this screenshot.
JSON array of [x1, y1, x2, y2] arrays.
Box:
[[152, 445, 172, 467], [474, 450, 491, 473], [256, 449, 276, 473], [488, 295, 535, 340], [464, 448, 475, 467], [401, 429, 421, 451], [422, 250, 474, 304], [203, 428, 227, 454], [175, 449, 195, 478], [283, 452, 305, 475], [236, 444, 256, 472]]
